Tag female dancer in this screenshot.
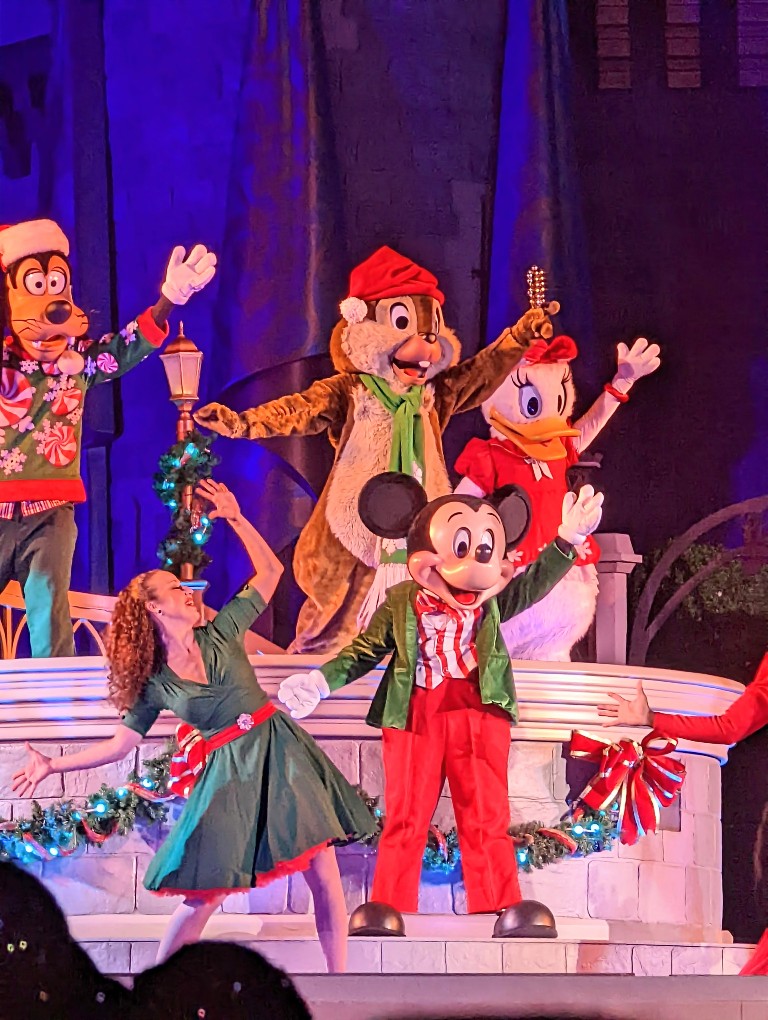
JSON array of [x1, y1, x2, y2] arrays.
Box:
[[12, 479, 376, 972], [597, 655, 768, 975]]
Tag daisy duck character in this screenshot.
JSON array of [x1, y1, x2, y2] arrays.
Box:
[[277, 471, 603, 937], [454, 331, 659, 661], [0, 218, 216, 656]]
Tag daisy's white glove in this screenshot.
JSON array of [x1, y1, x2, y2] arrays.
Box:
[[161, 244, 218, 305], [277, 669, 331, 720], [611, 337, 661, 395], [558, 485, 604, 546]]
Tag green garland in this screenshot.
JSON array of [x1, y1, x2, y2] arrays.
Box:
[[1, 753, 616, 874], [0, 748, 174, 864], [152, 430, 219, 577]]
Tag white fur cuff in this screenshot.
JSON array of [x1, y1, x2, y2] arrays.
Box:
[[339, 296, 367, 324], [0, 219, 69, 270]]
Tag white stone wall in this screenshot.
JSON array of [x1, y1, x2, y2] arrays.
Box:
[[0, 736, 723, 938]]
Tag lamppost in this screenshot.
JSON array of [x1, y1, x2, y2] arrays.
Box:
[[160, 322, 204, 587]]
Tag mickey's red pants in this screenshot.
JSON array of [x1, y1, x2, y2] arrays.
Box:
[[371, 678, 522, 914]]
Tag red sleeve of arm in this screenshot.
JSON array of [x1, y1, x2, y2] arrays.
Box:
[[454, 438, 498, 495], [136, 307, 169, 347], [652, 654, 768, 744]]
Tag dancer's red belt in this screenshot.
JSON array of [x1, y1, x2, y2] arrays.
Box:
[[168, 704, 276, 799]]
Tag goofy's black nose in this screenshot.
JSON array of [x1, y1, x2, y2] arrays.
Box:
[[44, 300, 72, 325]]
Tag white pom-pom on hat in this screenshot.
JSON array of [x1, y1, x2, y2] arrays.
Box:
[[339, 296, 367, 324], [0, 220, 69, 271]]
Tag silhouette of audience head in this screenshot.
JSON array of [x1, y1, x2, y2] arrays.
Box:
[[0, 862, 131, 1018], [130, 940, 312, 1019]]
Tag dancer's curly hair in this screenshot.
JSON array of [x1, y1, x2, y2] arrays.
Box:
[[105, 571, 166, 712]]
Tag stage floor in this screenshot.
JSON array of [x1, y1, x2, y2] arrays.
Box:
[[292, 974, 768, 1020]]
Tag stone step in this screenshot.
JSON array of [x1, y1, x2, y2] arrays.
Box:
[[67, 913, 754, 979], [292, 974, 768, 1020]]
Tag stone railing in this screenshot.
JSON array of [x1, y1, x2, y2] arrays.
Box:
[[0, 655, 741, 942]]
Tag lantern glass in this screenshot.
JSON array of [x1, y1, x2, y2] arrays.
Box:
[[161, 347, 203, 403]]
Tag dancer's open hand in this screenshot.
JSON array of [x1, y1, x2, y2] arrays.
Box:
[[597, 681, 653, 727], [11, 742, 53, 798], [195, 479, 240, 521]]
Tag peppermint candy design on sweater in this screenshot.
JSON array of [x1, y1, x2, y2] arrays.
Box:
[[96, 352, 118, 374], [0, 369, 34, 427], [46, 375, 82, 417], [33, 420, 77, 468]]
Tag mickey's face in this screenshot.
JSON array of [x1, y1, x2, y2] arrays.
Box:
[[4, 254, 88, 362], [408, 499, 517, 611]]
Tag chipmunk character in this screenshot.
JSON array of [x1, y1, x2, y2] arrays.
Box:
[[195, 246, 557, 654], [0, 219, 216, 656], [454, 334, 659, 661], [277, 472, 603, 936]]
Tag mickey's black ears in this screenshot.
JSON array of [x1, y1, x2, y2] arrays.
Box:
[[359, 472, 428, 540], [489, 484, 533, 551]]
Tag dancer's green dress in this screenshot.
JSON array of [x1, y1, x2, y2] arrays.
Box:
[[122, 585, 376, 897]]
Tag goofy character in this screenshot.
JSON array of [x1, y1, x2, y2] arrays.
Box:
[[277, 471, 603, 936], [0, 219, 216, 656]]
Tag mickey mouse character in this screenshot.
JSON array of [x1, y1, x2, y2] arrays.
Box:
[[195, 246, 558, 655], [0, 219, 216, 657], [277, 472, 603, 935]]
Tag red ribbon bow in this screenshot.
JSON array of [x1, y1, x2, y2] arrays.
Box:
[[167, 723, 207, 799], [570, 731, 686, 845], [524, 334, 579, 365]]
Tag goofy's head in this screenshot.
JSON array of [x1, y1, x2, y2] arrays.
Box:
[[0, 219, 88, 366]]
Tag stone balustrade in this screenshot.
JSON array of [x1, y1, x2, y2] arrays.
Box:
[[0, 655, 741, 948]]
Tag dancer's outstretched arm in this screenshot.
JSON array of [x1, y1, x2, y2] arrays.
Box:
[[196, 479, 283, 605], [11, 726, 142, 798], [598, 655, 768, 745]]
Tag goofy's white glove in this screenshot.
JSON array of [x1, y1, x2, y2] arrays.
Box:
[[611, 337, 661, 396], [558, 485, 604, 546], [161, 244, 218, 305], [277, 669, 331, 720]]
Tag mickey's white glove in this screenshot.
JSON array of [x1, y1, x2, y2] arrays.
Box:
[[161, 244, 218, 305], [277, 669, 331, 720], [558, 485, 604, 546], [611, 337, 661, 395]]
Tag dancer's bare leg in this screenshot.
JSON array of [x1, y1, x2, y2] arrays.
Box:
[[156, 892, 228, 964], [304, 847, 348, 973]]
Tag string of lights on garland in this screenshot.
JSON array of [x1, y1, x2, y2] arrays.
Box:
[[0, 749, 174, 864], [153, 430, 219, 576], [0, 753, 617, 874]]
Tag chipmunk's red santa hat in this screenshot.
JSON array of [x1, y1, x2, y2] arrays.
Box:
[[340, 246, 444, 323], [0, 220, 69, 272]]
